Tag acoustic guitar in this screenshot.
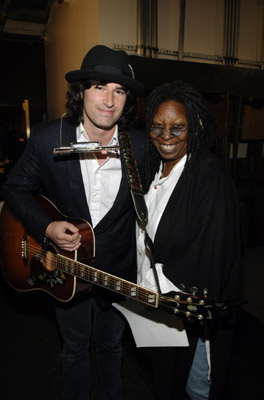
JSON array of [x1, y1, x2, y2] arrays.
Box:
[[0, 195, 222, 321]]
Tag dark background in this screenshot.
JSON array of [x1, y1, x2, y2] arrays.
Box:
[[0, 6, 264, 397]]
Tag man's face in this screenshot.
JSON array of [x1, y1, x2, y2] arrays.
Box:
[[82, 82, 127, 131]]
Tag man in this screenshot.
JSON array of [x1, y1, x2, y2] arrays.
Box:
[[2, 45, 145, 400]]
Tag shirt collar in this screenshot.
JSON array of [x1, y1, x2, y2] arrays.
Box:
[[77, 123, 119, 145], [156, 154, 187, 184]]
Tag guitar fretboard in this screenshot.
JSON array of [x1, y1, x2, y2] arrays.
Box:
[[57, 254, 159, 308]]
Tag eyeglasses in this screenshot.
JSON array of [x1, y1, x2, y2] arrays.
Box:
[[150, 126, 187, 138]]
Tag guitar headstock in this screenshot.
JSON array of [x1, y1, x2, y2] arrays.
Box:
[[159, 288, 223, 321]]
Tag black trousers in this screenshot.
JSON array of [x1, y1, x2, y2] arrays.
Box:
[[56, 296, 125, 400]]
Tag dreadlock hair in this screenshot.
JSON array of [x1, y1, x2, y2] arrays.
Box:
[[65, 79, 136, 130], [144, 80, 216, 188]]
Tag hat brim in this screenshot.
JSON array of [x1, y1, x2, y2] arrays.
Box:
[[65, 69, 145, 97]]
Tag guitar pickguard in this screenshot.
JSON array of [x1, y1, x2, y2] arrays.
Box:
[[27, 252, 68, 289]]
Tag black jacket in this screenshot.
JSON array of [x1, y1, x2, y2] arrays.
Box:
[[152, 150, 241, 399]]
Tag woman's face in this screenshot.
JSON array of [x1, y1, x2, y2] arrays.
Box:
[[150, 100, 188, 176]]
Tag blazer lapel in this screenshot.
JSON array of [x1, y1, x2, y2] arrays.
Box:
[[154, 175, 184, 251]]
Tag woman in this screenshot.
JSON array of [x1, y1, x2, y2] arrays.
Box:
[[137, 81, 240, 400]]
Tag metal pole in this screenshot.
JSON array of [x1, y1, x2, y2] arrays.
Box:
[[178, 0, 186, 61]]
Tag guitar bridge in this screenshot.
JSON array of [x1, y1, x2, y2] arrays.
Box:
[[22, 233, 28, 266]]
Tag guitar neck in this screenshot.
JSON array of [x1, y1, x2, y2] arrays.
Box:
[[56, 253, 159, 308]]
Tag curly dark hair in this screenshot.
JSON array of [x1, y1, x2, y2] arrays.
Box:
[[144, 80, 216, 187], [65, 79, 136, 130]]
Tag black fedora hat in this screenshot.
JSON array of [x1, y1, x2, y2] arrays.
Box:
[[65, 45, 145, 97]]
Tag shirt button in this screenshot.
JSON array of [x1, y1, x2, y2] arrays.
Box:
[[154, 185, 157, 189]]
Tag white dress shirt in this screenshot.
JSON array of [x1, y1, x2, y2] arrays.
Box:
[[77, 123, 121, 227]]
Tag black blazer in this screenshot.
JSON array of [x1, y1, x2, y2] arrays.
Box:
[[151, 150, 240, 399], [2, 118, 145, 285], [153, 150, 240, 303]]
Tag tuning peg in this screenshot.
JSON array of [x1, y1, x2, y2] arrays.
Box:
[[190, 286, 198, 296], [203, 288, 208, 297], [179, 284, 186, 292]]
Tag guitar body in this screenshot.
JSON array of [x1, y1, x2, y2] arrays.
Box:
[[0, 195, 95, 301]]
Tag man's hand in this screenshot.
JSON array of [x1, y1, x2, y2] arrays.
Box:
[[45, 221, 81, 251]]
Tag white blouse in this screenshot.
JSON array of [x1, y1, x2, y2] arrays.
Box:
[[137, 155, 186, 288]]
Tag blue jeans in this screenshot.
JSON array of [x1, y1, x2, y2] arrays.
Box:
[[186, 338, 211, 400], [56, 296, 125, 400]]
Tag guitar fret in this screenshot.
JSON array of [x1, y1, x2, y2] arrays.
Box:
[[64, 259, 70, 272], [108, 277, 119, 290], [93, 271, 98, 283], [115, 280, 121, 291], [130, 286, 137, 297], [79, 266, 85, 278], [70, 262, 74, 274], [103, 275, 108, 286], [147, 294, 156, 303], [137, 290, 157, 305]]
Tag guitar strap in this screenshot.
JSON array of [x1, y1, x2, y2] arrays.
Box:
[[118, 130, 161, 294], [118, 130, 147, 224]]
